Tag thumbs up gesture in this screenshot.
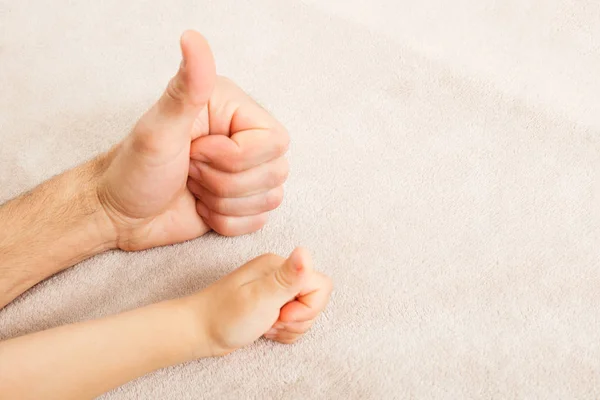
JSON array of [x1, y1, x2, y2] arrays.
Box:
[[96, 30, 289, 250], [189, 248, 333, 356]]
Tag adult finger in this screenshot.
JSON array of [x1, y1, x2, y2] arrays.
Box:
[[189, 157, 288, 198], [196, 201, 269, 236], [190, 126, 289, 173], [188, 180, 284, 216]]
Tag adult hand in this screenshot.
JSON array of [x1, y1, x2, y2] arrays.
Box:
[[98, 30, 289, 250]]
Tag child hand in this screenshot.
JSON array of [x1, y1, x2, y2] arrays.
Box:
[[190, 248, 332, 356], [0, 248, 331, 398]]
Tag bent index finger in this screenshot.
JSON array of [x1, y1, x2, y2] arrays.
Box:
[[190, 127, 288, 173], [193, 78, 289, 172], [279, 271, 333, 323]]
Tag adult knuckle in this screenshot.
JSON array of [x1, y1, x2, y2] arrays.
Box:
[[253, 213, 269, 232], [223, 151, 244, 173], [212, 196, 230, 214], [265, 187, 284, 210], [211, 215, 235, 236], [268, 161, 288, 188], [211, 177, 234, 198], [273, 125, 290, 155], [244, 215, 267, 236]]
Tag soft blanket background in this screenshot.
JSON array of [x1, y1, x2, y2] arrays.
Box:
[[1, 1, 599, 398]]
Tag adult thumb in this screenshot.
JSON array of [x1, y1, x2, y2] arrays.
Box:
[[158, 30, 216, 119], [260, 248, 309, 306], [135, 30, 216, 154]]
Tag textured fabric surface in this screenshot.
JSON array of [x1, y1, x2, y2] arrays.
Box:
[[1, 1, 599, 398]]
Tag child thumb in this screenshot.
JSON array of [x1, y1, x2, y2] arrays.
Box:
[[261, 248, 308, 306]]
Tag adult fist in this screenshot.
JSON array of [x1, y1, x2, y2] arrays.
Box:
[[97, 30, 288, 250], [187, 77, 290, 237]]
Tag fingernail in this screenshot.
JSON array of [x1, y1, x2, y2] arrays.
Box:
[[196, 201, 209, 218], [273, 322, 284, 330], [265, 328, 278, 336]]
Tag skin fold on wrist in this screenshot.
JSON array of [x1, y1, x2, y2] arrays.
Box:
[[176, 295, 216, 360], [57, 155, 119, 257]]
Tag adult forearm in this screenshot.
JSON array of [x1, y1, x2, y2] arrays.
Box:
[[0, 297, 204, 399], [0, 156, 116, 307]]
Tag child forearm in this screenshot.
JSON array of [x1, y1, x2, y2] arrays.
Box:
[[0, 297, 207, 400], [0, 249, 332, 399]]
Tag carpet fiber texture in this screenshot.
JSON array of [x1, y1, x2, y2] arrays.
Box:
[[1, 1, 599, 398]]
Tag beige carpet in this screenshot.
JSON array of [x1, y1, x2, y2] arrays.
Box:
[[1, 0, 599, 398]]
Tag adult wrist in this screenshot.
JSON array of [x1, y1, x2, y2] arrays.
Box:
[[84, 155, 120, 253]]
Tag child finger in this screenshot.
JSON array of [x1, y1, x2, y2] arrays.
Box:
[[280, 319, 314, 334], [279, 274, 332, 322], [271, 330, 301, 343]]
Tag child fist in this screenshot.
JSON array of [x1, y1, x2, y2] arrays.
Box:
[[190, 248, 332, 356]]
